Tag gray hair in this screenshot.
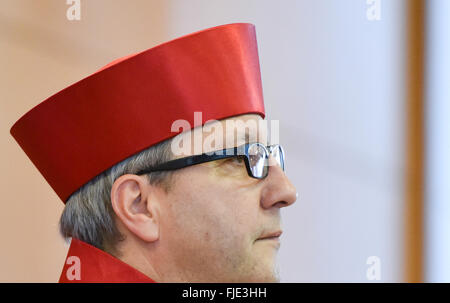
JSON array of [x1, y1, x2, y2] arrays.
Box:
[[59, 139, 173, 256]]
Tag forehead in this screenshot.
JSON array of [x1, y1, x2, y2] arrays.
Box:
[[222, 113, 265, 138], [208, 114, 268, 146], [172, 114, 268, 156]]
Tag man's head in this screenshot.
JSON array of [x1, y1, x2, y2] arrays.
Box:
[[11, 23, 296, 282], [61, 113, 297, 282]]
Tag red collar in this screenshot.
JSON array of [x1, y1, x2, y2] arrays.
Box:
[[59, 238, 156, 283]]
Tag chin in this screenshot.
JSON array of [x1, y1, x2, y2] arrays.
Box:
[[262, 269, 281, 283], [247, 273, 280, 283], [259, 259, 281, 282], [244, 265, 281, 283]]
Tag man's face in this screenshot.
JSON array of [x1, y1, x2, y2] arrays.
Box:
[[157, 114, 297, 282]]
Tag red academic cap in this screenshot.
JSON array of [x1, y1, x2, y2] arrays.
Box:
[[10, 23, 265, 203]]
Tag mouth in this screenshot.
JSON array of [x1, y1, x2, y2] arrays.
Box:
[[256, 230, 283, 241]]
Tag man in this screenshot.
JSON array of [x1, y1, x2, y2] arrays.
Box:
[[10, 23, 297, 282]]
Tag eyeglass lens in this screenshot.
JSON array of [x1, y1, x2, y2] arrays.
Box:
[[247, 144, 285, 178], [270, 145, 285, 171], [248, 144, 269, 178]]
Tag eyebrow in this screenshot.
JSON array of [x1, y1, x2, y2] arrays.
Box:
[[237, 129, 267, 145], [235, 130, 250, 145]]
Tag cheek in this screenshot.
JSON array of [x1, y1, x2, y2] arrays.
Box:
[[163, 170, 261, 251]]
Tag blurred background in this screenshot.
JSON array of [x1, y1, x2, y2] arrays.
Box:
[[0, 0, 448, 282]]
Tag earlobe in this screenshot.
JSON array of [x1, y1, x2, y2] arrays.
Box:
[[110, 174, 160, 243]]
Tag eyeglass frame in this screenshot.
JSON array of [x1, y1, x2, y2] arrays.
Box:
[[135, 142, 285, 179]]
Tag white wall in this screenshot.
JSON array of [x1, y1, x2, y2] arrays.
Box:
[[425, 0, 450, 283], [165, 0, 406, 282]]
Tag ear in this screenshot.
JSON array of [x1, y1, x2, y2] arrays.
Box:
[[110, 174, 160, 242]]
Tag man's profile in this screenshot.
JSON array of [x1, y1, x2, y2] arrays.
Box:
[[10, 23, 297, 282]]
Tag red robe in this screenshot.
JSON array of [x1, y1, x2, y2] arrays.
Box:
[[59, 238, 156, 283]]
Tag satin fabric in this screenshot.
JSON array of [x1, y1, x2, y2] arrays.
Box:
[[59, 238, 155, 283]]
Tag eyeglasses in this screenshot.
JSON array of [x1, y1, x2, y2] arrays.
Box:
[[136, 143, 285, 179]]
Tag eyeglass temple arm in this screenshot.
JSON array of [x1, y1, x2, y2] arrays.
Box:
[[136, 146, 240, 175]]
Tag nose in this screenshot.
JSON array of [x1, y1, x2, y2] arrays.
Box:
[[260, 156, 297, 209]]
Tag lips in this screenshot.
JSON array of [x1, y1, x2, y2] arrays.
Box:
[[257, 230, 283, 240]]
